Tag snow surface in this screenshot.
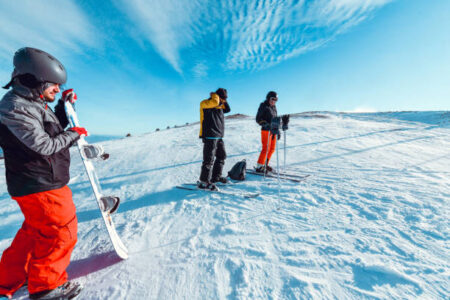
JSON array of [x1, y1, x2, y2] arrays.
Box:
[[0, 111, 449, 299]]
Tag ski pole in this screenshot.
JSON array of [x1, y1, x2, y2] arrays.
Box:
[[264, 130, 271, 179], [276, 136, 281, 210], [281, 114, 290, 173], [283, 131, 286, 173]]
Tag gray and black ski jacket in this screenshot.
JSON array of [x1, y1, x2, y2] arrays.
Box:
[[0, 84, 80, 197], [256, 100, 277, 131]]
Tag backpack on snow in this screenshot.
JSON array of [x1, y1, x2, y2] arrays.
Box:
[[228, 159, 247, 181]]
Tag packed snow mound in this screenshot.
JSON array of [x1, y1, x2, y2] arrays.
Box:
[[0, 111, 448, 299]]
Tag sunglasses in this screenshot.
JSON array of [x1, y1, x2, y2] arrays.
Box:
[[270, 97, 278, 102]]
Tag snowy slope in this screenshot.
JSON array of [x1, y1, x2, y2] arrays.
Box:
[[0, 111, 449, 299]]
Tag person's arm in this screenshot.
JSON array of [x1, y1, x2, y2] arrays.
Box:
[[201, 93, 220, 109], [222, 101, 230, 113], [256, 104, 270, 130], [0, 104, 80, 156]]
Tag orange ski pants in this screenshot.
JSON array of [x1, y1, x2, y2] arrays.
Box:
[[0, 185, 77, 297], [257, 130, 277, 165]]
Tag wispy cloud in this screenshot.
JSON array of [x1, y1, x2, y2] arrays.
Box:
[[115, 0, 201, 74], [117, 0, 393, 76], [0, 0, 98, 64]]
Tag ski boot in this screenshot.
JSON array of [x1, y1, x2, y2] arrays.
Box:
[[197, 181, 219, 191], [265, 165, 273, 173], [29, 281, 82, 300], [211, 176, 228, 184], [255, 165, 267, 174]]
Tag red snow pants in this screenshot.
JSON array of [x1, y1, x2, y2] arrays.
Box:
[[0, 185, 77, 297], [257, 130, 277, 166]]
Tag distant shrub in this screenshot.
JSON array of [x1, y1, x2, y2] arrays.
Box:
[[156, 128, 160, 131], [126, 133, 131, 137]]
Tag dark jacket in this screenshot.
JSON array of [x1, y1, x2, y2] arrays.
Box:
[[256, 100, 277, 131], [0, 84, 79, 197], [199, 92, 231, 138]]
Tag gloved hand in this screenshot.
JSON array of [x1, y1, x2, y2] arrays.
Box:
[[277, 133, 281, 140], [258, 120, 270, 131], [69, 127, 88, 136], [282, 114, 290, 131], [62, 89, 77, 104]]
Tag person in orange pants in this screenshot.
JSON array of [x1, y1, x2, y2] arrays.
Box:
[[0, 48, 86, 299], [255, 91, 279, 173], [257, 130, 277, 170]]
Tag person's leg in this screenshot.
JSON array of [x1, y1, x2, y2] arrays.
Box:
[[200, 139, 218, 183], [257, 130, 271, 166], [0, 221, 35, 298], [13, 186, 77, 295], [266, 133, 277, 165], [211, 139, 226, 182]]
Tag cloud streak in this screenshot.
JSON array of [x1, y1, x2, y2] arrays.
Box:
[[117, 0, 394, 76], [0, 0, 98, 65]]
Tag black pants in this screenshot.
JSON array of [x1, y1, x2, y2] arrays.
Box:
[[200, 138, 226, 183]]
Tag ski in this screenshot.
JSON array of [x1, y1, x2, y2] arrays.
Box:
[[65, 101, 128, 259], [268, 170, 310, 179], [246, 169, 310, 183], [176, 183, 260, 199]]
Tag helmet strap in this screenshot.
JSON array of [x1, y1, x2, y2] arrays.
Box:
[[2, 79, 13, 89]]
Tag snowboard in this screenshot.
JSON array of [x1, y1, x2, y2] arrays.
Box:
[[64, 101, 128, 259]]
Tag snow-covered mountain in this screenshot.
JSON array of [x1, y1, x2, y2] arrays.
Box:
[[0, 111, 449, 299]]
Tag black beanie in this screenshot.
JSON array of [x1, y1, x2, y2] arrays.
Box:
[[266, 91, 277, 100], [216, 88, 228, 100]]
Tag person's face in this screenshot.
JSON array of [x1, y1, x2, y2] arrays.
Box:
[[269, 96, 277, 107], [42, 84, 60, 102]]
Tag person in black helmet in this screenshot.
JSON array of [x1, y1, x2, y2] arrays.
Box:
[[0, 47, 85, 300], [198, 88, 231, 190], [255, 91, 279, 173]]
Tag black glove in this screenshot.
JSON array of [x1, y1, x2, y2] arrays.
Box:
[[282, 114, 290, 131], [277, 133, 281, 140], [259, 120, 270, 131]]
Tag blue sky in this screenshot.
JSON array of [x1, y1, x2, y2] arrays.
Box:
[[0, 0, 448, 135]]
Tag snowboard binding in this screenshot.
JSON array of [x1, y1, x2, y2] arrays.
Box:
[[99, 196, 120, 214], [81, 144, 110, 160]]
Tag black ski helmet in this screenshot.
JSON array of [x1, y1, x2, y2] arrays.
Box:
[[266, 91, 277, 101], [3, 47, 67, 89]]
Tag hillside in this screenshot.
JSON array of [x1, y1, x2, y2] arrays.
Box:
[[0, 111, 448, 299]]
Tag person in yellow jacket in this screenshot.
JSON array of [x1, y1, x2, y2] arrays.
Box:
[[198, 88, 231, 190]]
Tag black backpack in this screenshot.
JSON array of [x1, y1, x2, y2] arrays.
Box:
[[228, 159, 247, 181]]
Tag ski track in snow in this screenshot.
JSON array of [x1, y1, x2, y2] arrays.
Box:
[[0, 111, 449, 299]]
